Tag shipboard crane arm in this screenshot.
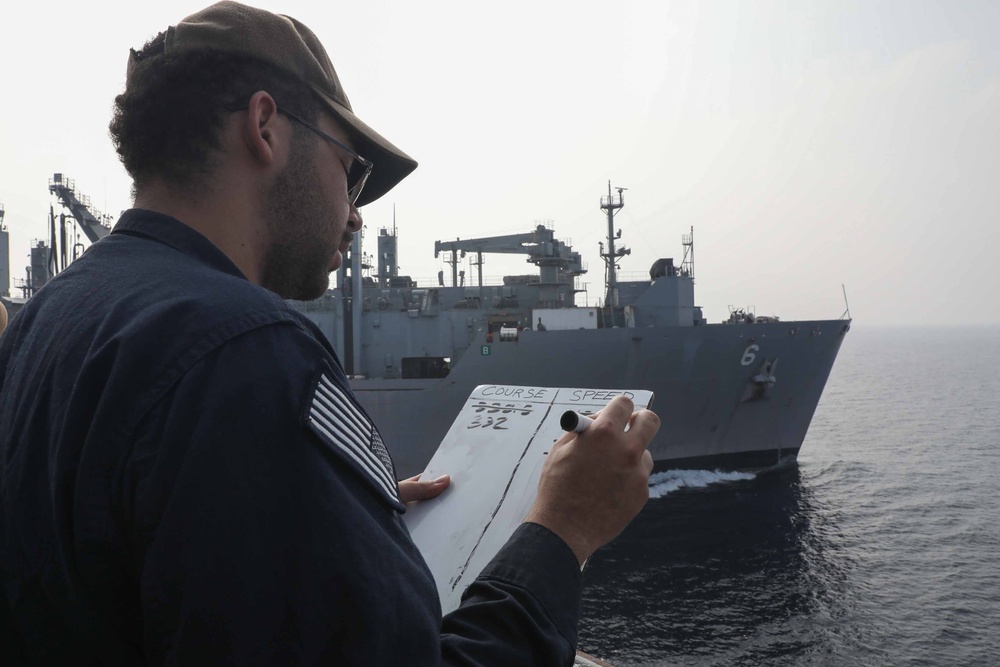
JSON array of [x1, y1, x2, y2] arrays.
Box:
[[48, 173, 112, 245], [434, 224, 586, 277]]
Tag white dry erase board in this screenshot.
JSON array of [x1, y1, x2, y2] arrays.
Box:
[[403, 384, 654, 614]]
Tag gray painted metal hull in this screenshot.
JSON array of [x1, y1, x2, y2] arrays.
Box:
[[347, 319, 849, 477]]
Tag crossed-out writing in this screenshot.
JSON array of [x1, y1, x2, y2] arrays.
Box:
[[471, 401, 533, 415]]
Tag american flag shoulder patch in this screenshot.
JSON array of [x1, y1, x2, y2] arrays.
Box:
[[306, 371, 401, 507]]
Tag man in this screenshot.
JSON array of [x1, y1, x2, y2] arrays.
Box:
[[0, 3, 659, 665]]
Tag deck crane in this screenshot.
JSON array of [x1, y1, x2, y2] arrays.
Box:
[[434, 224, 586, 293], [48, 173, 112, 245]]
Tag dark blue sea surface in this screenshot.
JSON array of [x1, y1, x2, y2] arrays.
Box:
[[578, 326, 1000, 666]]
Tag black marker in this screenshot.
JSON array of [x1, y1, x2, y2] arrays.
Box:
[[560, 410, 594, 433]]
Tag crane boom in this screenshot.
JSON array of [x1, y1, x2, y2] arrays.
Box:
[[434, 224, 585, 289], [48, 173, 111, 244]]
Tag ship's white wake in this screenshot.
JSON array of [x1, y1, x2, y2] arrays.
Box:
[[648, 469, 756, 499]]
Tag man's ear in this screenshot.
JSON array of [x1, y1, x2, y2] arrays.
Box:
[[242, 91, 282, 165]]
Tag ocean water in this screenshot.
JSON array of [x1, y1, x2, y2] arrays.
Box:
[[578, 326, 1000, 666]]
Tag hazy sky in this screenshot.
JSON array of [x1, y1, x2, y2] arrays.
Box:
[[1, 0, 997, 325]]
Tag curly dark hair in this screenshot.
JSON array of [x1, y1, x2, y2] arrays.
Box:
[[109, 31, 321, 193]]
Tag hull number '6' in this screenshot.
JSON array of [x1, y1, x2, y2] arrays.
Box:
[[741, 344, 759, 366]]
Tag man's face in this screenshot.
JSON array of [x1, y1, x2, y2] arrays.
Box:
[[260, 113, 362, 300]]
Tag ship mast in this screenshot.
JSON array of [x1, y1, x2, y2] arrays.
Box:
[[0, 203, 9, 299], [681, 226, 694, 277], [599, 181, 630, 307]]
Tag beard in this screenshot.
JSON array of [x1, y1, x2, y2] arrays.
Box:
[[260, 143, 345, 301]]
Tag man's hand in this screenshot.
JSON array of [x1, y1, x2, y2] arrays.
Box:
[[398, 473, 451, 504], [524, 396, 659, 566]]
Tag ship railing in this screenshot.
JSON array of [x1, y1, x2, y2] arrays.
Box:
[[49, 175, 77, 192], [412, 275, 551, 289]]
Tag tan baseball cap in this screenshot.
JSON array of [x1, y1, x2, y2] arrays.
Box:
[[152, 1, 417, 207]]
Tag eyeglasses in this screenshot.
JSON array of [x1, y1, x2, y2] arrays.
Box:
[[226, 103, 373, 205], [276, 108, 372, 206]]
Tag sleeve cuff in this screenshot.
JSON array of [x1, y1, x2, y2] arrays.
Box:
[[475, 521, 583, 641]]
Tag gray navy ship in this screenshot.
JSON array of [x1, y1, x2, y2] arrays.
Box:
[[290, 183, 851, 478], [2, 178, 850, 479]]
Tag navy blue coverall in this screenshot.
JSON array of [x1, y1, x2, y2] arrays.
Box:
[[0, 210, 582, 665]]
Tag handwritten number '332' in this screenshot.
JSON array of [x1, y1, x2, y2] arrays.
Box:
[[467, 416, 509, 430]]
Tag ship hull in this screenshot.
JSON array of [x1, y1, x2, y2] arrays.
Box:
[[350, 319, 849, 477]]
